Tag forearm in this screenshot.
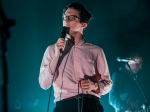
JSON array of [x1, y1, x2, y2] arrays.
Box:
[[98, 79, 112, 95], [39, 56, 60, 89], [49, 55, 60, 74], [39, 64, 53, 90], [97, 49, 112, 95]]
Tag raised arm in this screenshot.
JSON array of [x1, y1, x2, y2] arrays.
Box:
[[39, 38, 66, 90]]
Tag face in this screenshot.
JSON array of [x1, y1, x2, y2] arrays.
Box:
[[62, 8, 86, 34], [128, 57, 143, 74]]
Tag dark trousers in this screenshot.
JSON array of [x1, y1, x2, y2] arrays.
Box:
[[53, 96, 104, 112]]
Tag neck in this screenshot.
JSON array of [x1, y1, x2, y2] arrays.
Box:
[[68, 31, 83, 45]]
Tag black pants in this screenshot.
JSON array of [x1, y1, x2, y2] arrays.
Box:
[[53, 96, 104, 112]]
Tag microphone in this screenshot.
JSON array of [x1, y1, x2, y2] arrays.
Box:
[[60, 26, 69, 52], [61, 26, 68, 39], [117, 57, 135, 62]]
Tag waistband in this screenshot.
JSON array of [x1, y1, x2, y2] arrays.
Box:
[[64, 94, 99, 100]]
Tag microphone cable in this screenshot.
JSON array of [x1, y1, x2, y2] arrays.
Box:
[[46, 42, 72, 112], [78, 81, 84, 112], [46, 48, 69, 112], [78, 81, 80, 112], [78, 81, 100, 112], [46, 26, 68, 112], [46, 56, 61, 112]]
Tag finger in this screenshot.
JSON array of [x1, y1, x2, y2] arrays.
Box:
[[56, 42, 66, 50], [83, 87, 91, 92], [80, 82, 90, 89], [56, 40, 66, 45], [78, 78, 83, 82], [56, 43, 66, 48], [80, 83, 88, 88], [82, 79, 89, 84], [57, 38, 65, 42], [83, 81, 89, 85], [56, 43, 65, 46], [59, 38, 65, 40], [82, 87, 89, 91], [102, 80, 110, 85], [81, 83, 89, 88], [83, 85, 89, 88], [56, 45, 65, 51], [80, 80, 86, 85]]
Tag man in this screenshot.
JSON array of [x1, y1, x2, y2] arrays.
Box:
[[39, 3, 112, 112], [109, 52, 145, 112]]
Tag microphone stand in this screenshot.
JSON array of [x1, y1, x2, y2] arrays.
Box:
[[1, 33, 9, 112], [0, 2, 10, 112], [126, 63, 150, 112], [0, 2, 15, 111]]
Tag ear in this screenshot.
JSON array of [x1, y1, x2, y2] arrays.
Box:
[[81, 23, 87, 29]]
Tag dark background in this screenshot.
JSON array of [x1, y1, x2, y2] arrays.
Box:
[[0, 0, 150, 112]]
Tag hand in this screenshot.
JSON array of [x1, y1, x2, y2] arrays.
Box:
[[80, 79, 98, 92], [55, 38, 66, 56]]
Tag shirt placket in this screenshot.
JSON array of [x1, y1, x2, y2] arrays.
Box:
[[73, 46, 76, 77], [73, 45, 81, 81]]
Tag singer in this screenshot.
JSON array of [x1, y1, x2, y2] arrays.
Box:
[[109, 52, 145, 112], [39, 3, 112, 112]]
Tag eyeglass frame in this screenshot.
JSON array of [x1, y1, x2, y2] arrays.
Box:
[[62, 15, 81, 21]]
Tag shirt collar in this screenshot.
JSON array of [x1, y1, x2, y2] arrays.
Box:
[[77, 38, 85, 45], [66, 38, 85, 46]]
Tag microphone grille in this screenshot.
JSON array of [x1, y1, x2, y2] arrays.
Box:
[[117, 57, 121, 61]]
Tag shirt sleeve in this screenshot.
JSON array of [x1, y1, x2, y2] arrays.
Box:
[[38, 46, 54, 90], [97, 48, 112, 95], [109, 72, 129, 111]]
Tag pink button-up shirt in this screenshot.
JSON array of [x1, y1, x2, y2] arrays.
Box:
[[39, 39, 112, 102]]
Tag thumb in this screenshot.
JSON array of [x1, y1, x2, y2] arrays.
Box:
[[77, 78, 84, 82]]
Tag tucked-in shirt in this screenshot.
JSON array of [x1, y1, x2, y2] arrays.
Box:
[[39, 39, 112, 102]]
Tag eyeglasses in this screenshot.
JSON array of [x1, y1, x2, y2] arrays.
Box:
[[62, 15, 80, 21]]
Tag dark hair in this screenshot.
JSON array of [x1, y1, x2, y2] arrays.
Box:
[[63, 3, 92, 24], [126, 52, 142, 60]]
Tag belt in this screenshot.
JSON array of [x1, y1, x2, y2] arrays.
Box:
[[64, 94, 99, 100]]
